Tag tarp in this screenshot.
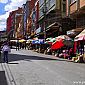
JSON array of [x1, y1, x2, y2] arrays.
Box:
[[19, 39, 26, 42], [10, 40, 18, 42], [51, 40, 64, 50], [56, 35, 72, 41], [45, 37, 56, 44], [32, 39, 44, 44], [26, 39, 33, 43]]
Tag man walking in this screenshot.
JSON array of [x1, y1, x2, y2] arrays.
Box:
[[2, 42, 11, 63]]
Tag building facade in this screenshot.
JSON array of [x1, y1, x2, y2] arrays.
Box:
[[23, 1, 30, 39], [15, 8, 23, 39], [38, 0, 68, 39], [6, 11, 16, 39], [66, 0, 85, 37], [6, 16, 12, 33], [31, 0, 39, 37], [26, 0, 37, 38]]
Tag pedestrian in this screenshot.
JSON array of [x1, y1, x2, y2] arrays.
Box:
[[68, 48, 74, 60], [2, 42, 11, 63], [16, 40, 19, 51]]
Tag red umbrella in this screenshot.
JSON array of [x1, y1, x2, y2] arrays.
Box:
[[51, 40, 64, 50]]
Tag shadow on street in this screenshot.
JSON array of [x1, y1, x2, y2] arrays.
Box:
[[0, 71, 8, 85], [7, 54, 57, 62], [0, 53, 72, 63]]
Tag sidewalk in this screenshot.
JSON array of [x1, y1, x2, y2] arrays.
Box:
[[12, 49, 73, 62], [0, 62, 8, 85], [51, 55, 73, 62]]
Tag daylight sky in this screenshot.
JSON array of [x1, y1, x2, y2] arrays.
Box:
[[0, 0, 28, 31]]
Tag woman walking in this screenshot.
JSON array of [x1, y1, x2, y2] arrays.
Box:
[[2, 42, 11, 63]]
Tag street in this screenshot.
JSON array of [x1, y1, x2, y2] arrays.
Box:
[[0, 49, 85, 85]]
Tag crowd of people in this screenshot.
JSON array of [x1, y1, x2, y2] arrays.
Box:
[[0, 40, 84, 63]]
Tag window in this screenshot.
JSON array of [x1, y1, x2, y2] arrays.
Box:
[[49, 0, 56, 7], [70, 0, 77, 4], [39, 0, 44, 7], [39, 6, 44, 18]]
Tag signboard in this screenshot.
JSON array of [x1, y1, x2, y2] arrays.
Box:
[[67, 30, 75, 35]]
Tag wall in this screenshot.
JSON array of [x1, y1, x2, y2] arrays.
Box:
[[70, 2, 77, 14], [6, 16, 12, 33], [80, 0, 85, 8]]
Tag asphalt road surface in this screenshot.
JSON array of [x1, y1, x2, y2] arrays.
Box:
[[0, 49, 85, 85]]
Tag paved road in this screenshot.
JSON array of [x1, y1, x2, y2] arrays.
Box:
[[0, 49, 85, 85]]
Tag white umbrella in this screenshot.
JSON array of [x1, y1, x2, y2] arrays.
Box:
[[75, 29, 85, 41], [55, 35, 72, 46], [56, 35, 72, 41]]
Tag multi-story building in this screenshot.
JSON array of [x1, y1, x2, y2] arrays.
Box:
[[37, 0, 68, 39], [6, 11, 16, 39], [66, 0, 85, 37], [17, 19, 23, 39], [6, 7, 23, 39], [14, 7, 23, 39], [6, 16, 12, 33], [23, 1, 30, 39], [31, 0, 39, 37], [26, 0, 37, 38]]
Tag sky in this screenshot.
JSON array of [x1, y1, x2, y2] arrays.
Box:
[[0, 0, 28, 31]]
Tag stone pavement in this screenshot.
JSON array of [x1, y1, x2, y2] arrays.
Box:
[[0, 49, 73, 85], [0, 49, 85, 85]]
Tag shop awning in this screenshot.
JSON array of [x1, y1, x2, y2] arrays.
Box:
[[75, 29, 85, 38], [46, 22, 59, 32], [46, 22, 56, 29], [67, 28, 84, 37]]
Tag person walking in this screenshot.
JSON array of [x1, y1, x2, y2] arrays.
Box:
[[2, 42, 11, 63]]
